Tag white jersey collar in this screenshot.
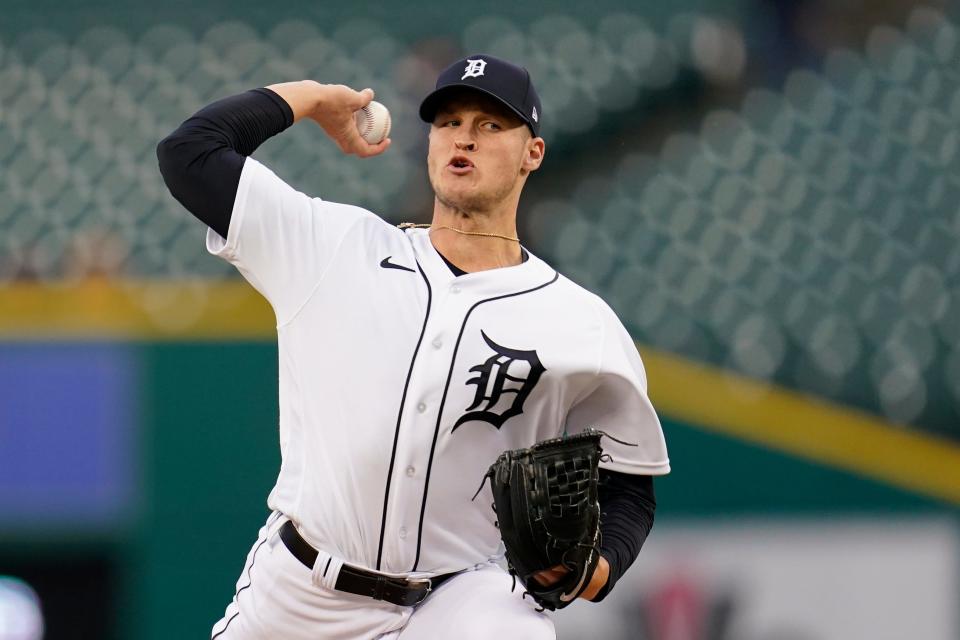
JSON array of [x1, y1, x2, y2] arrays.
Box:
[[407, 228, 556, 295]]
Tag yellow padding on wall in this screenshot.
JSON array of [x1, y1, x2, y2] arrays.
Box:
[[0, 280, 274, 339], [642, 347, 960, 506]]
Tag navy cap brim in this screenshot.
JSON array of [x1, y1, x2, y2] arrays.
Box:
[[418, 84, 538, 137]]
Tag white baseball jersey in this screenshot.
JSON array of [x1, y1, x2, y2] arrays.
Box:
[[206, 157, 670, 577]]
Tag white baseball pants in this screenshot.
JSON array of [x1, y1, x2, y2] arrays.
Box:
[[210, 512, 555, 640]]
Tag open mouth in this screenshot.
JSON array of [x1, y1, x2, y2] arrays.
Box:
[[448, 156, 474, 174]]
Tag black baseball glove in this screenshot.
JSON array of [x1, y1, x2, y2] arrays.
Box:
[[476, 429, 617, 611]]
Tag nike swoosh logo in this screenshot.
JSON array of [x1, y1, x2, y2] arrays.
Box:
[[380, 256, 415, 273]]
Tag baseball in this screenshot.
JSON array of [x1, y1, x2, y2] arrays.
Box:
[[354, 100, 391, 144]]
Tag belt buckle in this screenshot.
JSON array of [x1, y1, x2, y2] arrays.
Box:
[[410, 577, 432, 605]]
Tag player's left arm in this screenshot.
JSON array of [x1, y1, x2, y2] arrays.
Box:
[[535, 296, 668, 600], [590, 470, 657, 600], [533, 470, 656, 601]]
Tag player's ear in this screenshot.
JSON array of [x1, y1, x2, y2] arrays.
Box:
[[522, 137, 545, 174]]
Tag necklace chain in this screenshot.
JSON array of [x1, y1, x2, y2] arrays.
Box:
[[398, 222, 519, 243]]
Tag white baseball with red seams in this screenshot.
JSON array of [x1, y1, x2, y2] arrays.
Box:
[[354, 100, 391, 144]]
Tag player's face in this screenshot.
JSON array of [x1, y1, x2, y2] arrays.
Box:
[[427, 93, 544, 214]]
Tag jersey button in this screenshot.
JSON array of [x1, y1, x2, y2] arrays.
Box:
[[451, 285, 461, 294], [431, 338, 442, 349], [406, 466, 416, 477], [416, 402, 427, 413], [399, 527, 407, 539]]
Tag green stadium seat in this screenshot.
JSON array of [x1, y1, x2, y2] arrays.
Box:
[[138, 24, 194, 61], [31, 43, 76, 84], [12, 29, 65, 65], [266, 19, 322, 55]]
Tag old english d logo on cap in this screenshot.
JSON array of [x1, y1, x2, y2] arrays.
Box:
[[461, 59, 487, 80], [419, 54, 543, 138]]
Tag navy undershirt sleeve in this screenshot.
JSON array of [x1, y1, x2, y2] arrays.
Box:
[[592, 470, 656, 601], [156, 87, 294, 239]]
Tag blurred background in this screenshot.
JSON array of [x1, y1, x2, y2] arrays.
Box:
[[1, 0, 959, 638]]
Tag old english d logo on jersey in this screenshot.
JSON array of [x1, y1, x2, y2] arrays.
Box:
[[452, 331, 545, 432]]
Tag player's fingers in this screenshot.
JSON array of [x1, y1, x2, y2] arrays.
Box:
[[352, 87, 375, 109], [354, 137, 391, 158], [532, 565, 569, 586], [341, 129, 383, 157], [335, 121, 373, 155], [342, 134, 384, 158], [532, 573, 559, 586]]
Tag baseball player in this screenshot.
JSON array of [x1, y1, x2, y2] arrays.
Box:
[[156, 54, 670, 639]]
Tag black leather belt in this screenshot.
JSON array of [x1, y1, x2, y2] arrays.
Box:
[[279, 520, 456, 607]]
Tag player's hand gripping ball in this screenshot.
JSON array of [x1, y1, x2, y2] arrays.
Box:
[[354, 100, 391, 145]]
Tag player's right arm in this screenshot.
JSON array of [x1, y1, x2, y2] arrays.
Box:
[[155, 83, 389, 323], [155, 82, 387, 238], [266, 81, 390, 157]]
